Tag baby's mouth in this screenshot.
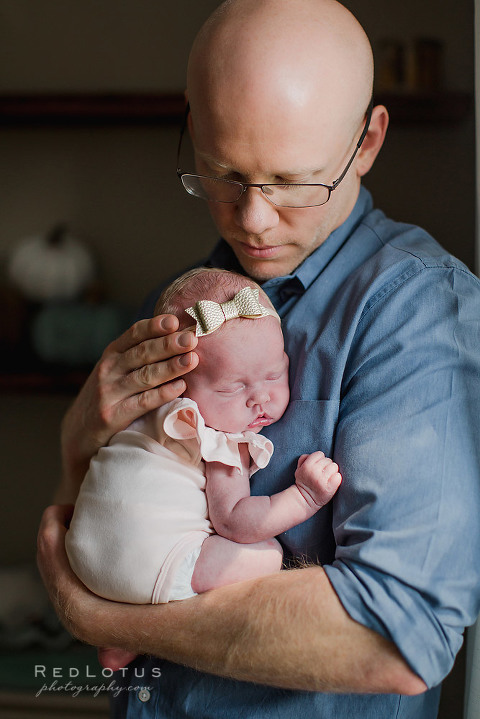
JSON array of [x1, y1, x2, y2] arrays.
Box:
[[248, 413, 273, 429]]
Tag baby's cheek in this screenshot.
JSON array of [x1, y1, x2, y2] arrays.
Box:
[[278, 386, 290, 417]]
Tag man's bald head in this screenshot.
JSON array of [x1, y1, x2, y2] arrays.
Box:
[[183, 0, 387, 282], [187, 0, 373, 145]]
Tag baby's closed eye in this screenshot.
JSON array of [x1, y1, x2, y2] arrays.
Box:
[[216, 384, 246, 395]]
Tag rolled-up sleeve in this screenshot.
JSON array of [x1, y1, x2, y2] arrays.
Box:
[[324, 265, 480, 688]]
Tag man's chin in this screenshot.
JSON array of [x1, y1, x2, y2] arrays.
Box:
[[234, 253, 296, 283]]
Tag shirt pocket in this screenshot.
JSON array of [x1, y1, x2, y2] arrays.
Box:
[[256, 398, 341, 495], [255, 399, 341, 562]]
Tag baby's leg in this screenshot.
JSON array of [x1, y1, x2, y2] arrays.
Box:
[[191, 535, 283, 594], [98, 537, 282, 665]]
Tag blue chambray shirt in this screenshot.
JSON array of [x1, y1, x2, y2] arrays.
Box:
[[113, 188, 480, 718]]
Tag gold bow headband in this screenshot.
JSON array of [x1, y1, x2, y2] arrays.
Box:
[[185, 286, 280, 337]]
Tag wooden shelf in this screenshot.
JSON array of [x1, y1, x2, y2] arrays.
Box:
[[0, 369, 90, 394], [0, 92, 186, 125], [0, 90, 472, 127], [375, 90, 472, 124], [0, 89, 472, 397]]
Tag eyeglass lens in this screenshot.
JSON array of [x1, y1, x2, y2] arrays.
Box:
[[181, 174, 331, 208]]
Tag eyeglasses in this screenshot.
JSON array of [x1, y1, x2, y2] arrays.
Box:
[[176, 99, 373, 209]]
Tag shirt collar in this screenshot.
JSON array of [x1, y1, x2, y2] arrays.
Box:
[[206, 187, 373, 311], [290, 187, 373, 291]]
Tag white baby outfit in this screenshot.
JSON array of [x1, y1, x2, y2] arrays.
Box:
[[66, 398, 274, 604]]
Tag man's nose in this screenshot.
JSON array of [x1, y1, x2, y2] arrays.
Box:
[[247, 389, 270, 408], [234, 188, 280, 235]]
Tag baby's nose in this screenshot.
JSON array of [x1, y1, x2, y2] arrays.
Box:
[[247, 389, 270, 408]]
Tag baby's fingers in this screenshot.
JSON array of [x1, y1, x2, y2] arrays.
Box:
[[322, 459, 340, 477], [327, 471, 342, 493], [297, 451, 325, 468], [296, 454, 310, 469]]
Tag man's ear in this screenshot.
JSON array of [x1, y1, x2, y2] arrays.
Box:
[[184, 90, 196, 142], [187, 111, 195, 141], [356, 104, 389, 177]]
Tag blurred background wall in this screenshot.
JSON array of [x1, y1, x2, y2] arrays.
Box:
[[0, 2, 474, 714], [0, 0, 475, 562]]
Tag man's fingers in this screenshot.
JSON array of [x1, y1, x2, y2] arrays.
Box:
[[126, 349, 199, 391], [59, 316, 199, 485], [37, 504, 73, 554], [109, 314, 198, 365], [61, 348, 200, 476], [104, 354, 200, 435], [37, 505, 74, 590], [118, 331, 196, 374], [112, 314, 179, 354], [37, 504, 100, 641], [120, 377, 189, 418], [37, 503, 73, 539]]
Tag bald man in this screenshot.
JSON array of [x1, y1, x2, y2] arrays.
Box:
[[37, 1, 480, 718]]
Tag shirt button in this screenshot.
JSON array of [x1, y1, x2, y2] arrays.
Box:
[[138, 688, 151, 703]]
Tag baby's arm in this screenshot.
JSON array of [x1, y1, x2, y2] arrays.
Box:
[[206, 447, 341, 544]]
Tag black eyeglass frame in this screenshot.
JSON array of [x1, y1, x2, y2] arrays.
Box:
[[176, 98, 374, 208]]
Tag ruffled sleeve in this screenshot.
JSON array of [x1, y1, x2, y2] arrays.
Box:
[[163, 398, 274, 477]]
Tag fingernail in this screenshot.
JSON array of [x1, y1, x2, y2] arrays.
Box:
[[178, 352, 192, 366], [170, 379, 186, 393], [161, 315, 177, 332], [178, 332, 193, 348]]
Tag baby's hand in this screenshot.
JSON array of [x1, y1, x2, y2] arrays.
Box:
[[295, 451, 342, 509]]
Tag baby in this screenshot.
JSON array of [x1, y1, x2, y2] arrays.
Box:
[[66, 267, 341, 666]]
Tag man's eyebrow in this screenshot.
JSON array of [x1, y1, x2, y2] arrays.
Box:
[[195, 150, 327, 180], [194, 148, 231, 170], [278, 167, 327, 181]]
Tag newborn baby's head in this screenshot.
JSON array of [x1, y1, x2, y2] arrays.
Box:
[[155, 268, 289, 433]]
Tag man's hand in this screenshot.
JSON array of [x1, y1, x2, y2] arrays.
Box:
[[37, 504, 93, 640], [58, 314, 199, 502], [37, 504, 125, 647]]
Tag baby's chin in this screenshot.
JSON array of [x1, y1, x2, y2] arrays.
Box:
[[205, 421, 264, 434], [207, 424, 263, 434], [244, 424, 264, 434]]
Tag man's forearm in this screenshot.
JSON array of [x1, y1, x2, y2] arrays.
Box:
[[37, 507, 426, 695], [77, 566, 426, 695]]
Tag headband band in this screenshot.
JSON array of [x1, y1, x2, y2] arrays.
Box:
[[185, 286, 280, 337]]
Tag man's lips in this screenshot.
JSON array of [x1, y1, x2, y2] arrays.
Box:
[[238, 243, 284, 259]]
